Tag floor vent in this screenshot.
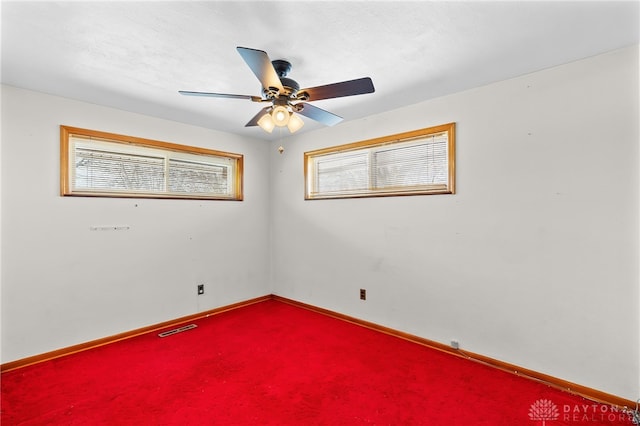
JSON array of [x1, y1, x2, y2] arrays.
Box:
[[158, 324, 197, 338]]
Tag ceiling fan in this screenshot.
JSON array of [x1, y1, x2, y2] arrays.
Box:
[[179, 47, 375, 134]]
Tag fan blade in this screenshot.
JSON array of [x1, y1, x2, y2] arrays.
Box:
[[236, 47, 284, 94], [179, 91, 262, 102], [299, 77, 374, 102], [296, 103, 343, 127], [245, 107, 271, 127]]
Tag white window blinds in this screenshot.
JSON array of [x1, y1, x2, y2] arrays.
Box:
[[66, 134, 238, 199], [168, 159, 229, 194], [74, 148, 165, 192], [316, 151, 369, 195], [373, 134, 448, 190], [305, 123, 455, 199]]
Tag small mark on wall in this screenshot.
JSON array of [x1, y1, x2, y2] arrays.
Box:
[[89, 226, 130, 231]]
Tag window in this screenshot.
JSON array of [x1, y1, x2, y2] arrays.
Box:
[[60, 126, 243, 200], [305, 123, 455, 199]]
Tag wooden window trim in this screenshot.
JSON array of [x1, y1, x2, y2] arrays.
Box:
[[304, 122, 455, 200], [60, 126, 243, 200]]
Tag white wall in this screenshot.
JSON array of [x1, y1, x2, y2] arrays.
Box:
[[270, 46, 639, 400], [1, 86, 271, 362]]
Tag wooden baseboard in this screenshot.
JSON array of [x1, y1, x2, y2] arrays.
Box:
[[0, 295, 271, 373], [271, 295, 638, 410], [3, 293, 636, 411]]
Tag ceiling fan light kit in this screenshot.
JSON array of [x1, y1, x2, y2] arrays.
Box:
[[287, 113, 304, 133], [256, 106, 304, 134], [180, 47, 375, 135], [257, 113, 276, 133], [271, 105, 290, 126]]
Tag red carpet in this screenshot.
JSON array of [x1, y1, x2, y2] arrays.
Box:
[[1, 299, 634, 425]]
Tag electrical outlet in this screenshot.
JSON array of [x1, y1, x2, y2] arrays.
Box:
[[450, 340, 459, 349], [197, 284, 204, 295], [360, 289, 366, 300]]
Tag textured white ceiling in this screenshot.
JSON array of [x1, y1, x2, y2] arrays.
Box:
[[2, 1, 638, 141]]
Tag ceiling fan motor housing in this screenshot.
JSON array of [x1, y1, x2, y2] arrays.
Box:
[[271, 59, 300, 98], [279, 77, 299, 97]]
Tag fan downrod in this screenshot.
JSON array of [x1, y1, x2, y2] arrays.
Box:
[[271, 59, 299, 97], [272, 59, 292, 77]]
